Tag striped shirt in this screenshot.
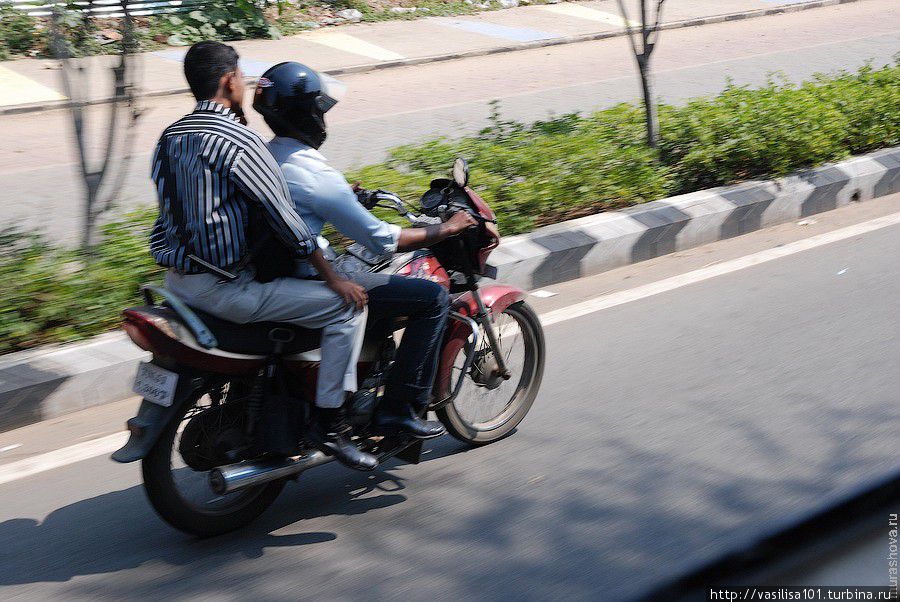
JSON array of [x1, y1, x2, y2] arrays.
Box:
[[149, 100, 317, 273]]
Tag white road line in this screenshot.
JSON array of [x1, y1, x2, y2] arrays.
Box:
[[540, 211, 900, 327], [536, 3, 639, 27], [305, 32, 405, 61], [0, 432, 127, 486], [2, 211, 899, 486], [0, 65, 66, 107]]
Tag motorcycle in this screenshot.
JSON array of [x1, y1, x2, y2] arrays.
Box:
[[111, 158, 546, 536]]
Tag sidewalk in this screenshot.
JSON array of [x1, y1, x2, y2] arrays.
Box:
[[0, 0, 864, 114]]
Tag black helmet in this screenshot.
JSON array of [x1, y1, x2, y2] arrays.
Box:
[[252, 61, 345, 149]]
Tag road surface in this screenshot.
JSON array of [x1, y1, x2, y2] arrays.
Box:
[[0, 0, 897, 241], [0, 196, 897, 598]]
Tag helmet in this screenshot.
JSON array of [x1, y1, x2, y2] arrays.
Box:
[[252, 62, 346, 149]]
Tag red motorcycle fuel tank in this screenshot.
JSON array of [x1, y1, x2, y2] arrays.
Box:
[[397, 252, 451, 289]]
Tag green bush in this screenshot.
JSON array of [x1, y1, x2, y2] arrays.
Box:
[[2, 63, 898, 354], [163, 1, 280, 46], [0, 1, 38, 59], [349, 62, 900, 234], [659, 65, 900, 192], [0, 210, 162, 353]]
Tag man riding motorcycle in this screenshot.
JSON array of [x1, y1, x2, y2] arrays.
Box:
[[150, 42, 377, 471], [252, 61, 478, 440]]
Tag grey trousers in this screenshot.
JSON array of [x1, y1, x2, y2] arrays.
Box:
[[165, 269, 367, 409]]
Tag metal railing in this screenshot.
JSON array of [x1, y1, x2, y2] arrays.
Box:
[[9, 0, 210, 17]]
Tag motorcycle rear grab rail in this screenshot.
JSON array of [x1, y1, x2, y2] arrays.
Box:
[[140, 285, 219, 350]]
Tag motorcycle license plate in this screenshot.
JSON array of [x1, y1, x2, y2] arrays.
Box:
[[133, 362, 178, 407]]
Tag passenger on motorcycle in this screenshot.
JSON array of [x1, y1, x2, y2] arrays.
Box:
[[253, 62, 478, 439], [151, 43, 378, 471]]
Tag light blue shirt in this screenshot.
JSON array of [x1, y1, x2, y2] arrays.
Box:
[[267, 136, 401, 275]]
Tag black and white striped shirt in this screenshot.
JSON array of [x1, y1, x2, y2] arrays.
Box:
[[150, 100, 317, 273]]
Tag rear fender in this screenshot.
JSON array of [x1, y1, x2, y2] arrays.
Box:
[[435, 285, 526, 400], [111, 367, 208, 463]]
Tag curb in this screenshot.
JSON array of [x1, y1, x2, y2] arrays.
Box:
[[489, 147, 900, 290], [0, 145, 898, 433], [0, 0, 864, 117]]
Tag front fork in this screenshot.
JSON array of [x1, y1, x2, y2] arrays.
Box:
[[440, 287, 511, 406], [471, 288, 511, 378]]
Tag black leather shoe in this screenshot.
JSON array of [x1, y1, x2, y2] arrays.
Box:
[[308, 409, 378, 472], [374, 403, 445, 439]]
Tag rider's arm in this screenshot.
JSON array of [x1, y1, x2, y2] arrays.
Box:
[[316, 176, 477, 253], [230, 144, 318, 258], [396, 212, 477, 251], [308, 249, 368, 310], [310, 174, 402, 255]]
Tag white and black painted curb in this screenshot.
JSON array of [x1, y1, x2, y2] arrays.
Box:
[[490, 147, 900, 289], [1, 146, 898, 432]]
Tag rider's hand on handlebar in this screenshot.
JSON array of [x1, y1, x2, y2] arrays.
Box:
[[327, 277, 368, 310], [445, 210, 478, 234]]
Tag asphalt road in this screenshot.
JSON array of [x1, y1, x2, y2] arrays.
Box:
[[1, 0, 897, 241], [0, 198, 897, 599]]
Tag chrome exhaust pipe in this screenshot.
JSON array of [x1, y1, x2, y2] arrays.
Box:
[[209, 450, 334, 495]]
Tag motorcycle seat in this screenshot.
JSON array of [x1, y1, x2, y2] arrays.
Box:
[[188, 308, 323, 355]]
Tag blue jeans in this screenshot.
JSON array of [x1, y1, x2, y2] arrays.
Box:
[[365, 276, 450, 410]]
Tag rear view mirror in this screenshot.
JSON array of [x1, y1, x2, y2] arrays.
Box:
[[452, 157, 469, 188]]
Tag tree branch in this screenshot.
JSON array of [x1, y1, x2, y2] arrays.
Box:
[[616, 0, 642, 58], [648, 0, 667, 47]]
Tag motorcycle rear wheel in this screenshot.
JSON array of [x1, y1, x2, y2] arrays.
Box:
[[437, 300, 545, 445], [142, 385, 285, 537]]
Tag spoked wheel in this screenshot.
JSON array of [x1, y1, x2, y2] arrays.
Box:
[[142, 383, 285, 537], [437, 300, 545, 444]]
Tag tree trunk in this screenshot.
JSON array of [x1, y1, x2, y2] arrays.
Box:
[[638, 58, 659, 148]]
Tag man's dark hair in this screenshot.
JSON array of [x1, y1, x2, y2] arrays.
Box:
[[184, 41, 239, 101]]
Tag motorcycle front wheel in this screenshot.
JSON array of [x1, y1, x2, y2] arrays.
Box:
[[437, 300, 545, 444], [142, 383, 285, 537]]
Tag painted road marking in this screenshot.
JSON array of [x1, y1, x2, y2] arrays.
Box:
[[540, 212, 900, 327], [3, 212, 900, 484], [536, 3, 638, 27], [435, 19, 562, 43], [304, 32, 405, 61], [0, 65, 66, 107], [0, 432, 127, 486]]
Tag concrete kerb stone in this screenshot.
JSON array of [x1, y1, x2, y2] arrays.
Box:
[[0, 145, 898, 433], [0, 0, 866, 117], [0, 333, 148, 432]]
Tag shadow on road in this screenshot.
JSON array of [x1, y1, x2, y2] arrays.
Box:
[[0, 435, 474, 588]]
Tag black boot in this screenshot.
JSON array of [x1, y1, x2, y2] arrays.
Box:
[[373, 399, 445, 439], [307, 407, 378, 471]]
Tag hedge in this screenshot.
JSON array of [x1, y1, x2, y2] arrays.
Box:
[[1, 62, 898, 354]]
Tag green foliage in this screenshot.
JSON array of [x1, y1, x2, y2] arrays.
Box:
[[0, 210, 162, 354], [163, 1, 280, 45], [0, 1, 38, 58], [351, 63, 900, 233], [657, 67, 899, 192], [3, 63, 899, 354]]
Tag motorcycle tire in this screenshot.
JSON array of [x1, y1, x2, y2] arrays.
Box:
[[142, 387, 286, 537], [437, 300, 545, 445]]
